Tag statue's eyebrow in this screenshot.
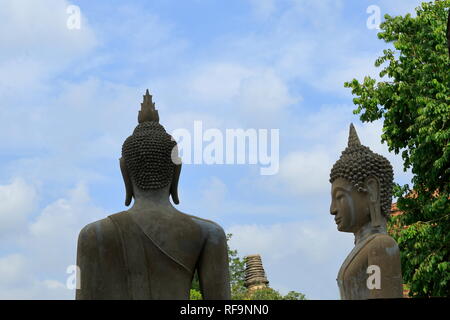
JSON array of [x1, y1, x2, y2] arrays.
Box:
[[332, 186, 351, 195]]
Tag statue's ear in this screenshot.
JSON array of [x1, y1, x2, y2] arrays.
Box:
[[366, 176, 380, 203], [366, 176, 382, 227], [120, 157, 134, 206], [170, 163, 181, 205]]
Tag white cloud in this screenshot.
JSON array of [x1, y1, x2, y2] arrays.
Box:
[[0, 254, 29, 286], [377, 0, 422, 17], [201, 176, 227, 208], [236, 69, 299, 117], [86, 4, 188, 79], [186, 63, 252, 103], [41, 279, 67, 290], [274, 39, 317, 80], [0, 182, 106, 299], [0, 278, 69, 300], [0, 58, 48, 97], [26, 183, 105, 273], [248, 0, 277, 19], [0, 0, 97, 98], [0, 178, 37, 236], [278, 150, 334, 195], [167, 62, 299, 127], [288, 0, 345, 30], [0, 0, 96, 57], [165, 111, 225, 134], [30, 184, 92, 237], [312, 55, 381, 96]]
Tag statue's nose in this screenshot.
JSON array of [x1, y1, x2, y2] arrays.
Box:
[[330, 203, 337, 216]]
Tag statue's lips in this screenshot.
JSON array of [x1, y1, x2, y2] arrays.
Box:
[[335, 217, 342, 224]]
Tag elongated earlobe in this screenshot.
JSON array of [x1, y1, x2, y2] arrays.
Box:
[[120, 157, 134, 206], [170, 163, 181, 205], [366, 177, 382, 227]]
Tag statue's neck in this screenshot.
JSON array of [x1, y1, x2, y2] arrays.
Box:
[[354, 222, 387, 246], [130, 186, 173, 211]]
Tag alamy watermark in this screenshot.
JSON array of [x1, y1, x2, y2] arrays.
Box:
[[66, 265, 80, 290], [66, 5, 81, 30], [366, 5, 381, 30], [170, 121, 279, 176], [366, 265, 381, 290]]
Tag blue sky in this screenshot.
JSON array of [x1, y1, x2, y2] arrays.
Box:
[[0, 0, 424, 299]]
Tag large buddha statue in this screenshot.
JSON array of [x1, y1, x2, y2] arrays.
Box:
[[329, 124, 403, 299], [76, 90, 231, 300]]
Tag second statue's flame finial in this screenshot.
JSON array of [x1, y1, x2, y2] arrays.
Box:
[[347, 123, 361, 147]]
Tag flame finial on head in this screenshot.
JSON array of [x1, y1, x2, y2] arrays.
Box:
[[348, 123, 361, 147], [138, 89, 160, 123]]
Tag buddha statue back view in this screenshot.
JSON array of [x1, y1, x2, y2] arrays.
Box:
[[329, 124, 403, 299], [76, 90, 231, 300]]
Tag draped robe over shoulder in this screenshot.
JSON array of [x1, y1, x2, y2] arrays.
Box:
[[76, 210, 217, 300], [337, 233, 403, 300], [337, 234, 378, 300]]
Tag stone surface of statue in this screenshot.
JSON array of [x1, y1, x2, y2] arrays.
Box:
[[329, 124, 403, 299], [76, 90, 231, 300]]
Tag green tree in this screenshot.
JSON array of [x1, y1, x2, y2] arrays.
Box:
[[226, 233, 247, 300], [345, 1, 450, 297], [190, 233, 306, 300], [247, 288, 306, 300]]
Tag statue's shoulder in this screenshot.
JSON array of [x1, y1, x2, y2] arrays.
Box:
[[177, 211, 226, 240], [78, 212, 126, 243], [366, 233, 400, 255]]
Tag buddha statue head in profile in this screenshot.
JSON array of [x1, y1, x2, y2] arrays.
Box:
[[329, 124, 403, 299], [76, 90, 231, 300]]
